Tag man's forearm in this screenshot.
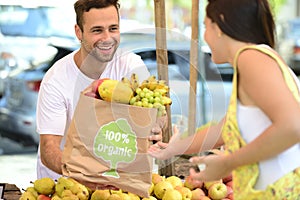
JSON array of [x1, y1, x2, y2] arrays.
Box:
[[41, 147, 63, 175]]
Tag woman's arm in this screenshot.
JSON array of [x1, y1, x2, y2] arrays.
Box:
[[148, 118, 225, 160]]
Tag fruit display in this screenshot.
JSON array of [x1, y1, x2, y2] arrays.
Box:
[[86, 74, 172, 117], [20, 173, 234, 200]]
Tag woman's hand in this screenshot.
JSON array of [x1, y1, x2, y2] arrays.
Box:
[[147, 141, 170, 160], [189, 154, 233, 182]]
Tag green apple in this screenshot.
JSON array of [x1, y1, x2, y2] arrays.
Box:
[[204, 179, 222, 190], [208, 182, 227, 200]]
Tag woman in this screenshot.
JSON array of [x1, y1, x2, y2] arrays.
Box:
[[148, 0, 300, 199]]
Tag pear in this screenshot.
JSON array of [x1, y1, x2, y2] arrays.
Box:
[[20, 191, 36, 200], [175, 186, 192, 200], [61, 190, 74, 198], [153, 181, 173, 199], [25, 186, 39, 198], [33, 177, 55, 195], [127, 192, 140, 200], [165, 176, 183, 188], [162, 189, 182, 200], [107, 194, 121, 200], [141, 197, 157, 200], [117, 193, 131, 200], [148, 182, 154, 195], [51, 194, 63, 200], [90, 190, 111, 200]]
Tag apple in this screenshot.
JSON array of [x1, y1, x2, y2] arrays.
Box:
[[204, 180, 222, 190], [199, 196, 211, 200], [184, 175, 203, 190], [227, 193, 234, 200], [208, 182, 228, 200], [222, 174, 233, 184], [191, 188, 206, 200], [226, 185, 233, 197], [152, 173, 164, 185], [37, 194, 51, 200], [225, 180, 233, 188]]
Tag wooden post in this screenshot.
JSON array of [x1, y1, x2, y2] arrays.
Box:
[[188, 0, 199, 136], [153, 0, 174, 177]]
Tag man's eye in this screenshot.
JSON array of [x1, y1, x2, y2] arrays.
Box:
[[110, 27, 119, 31]]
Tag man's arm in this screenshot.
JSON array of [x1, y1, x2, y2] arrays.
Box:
[[40, 134, 63, 175]]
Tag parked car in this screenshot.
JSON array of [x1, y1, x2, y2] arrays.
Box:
[[277, 18, 300, 75], [0, 30, 232, 147], [0, 0, 76, 97], [0, 0, 77, 146]]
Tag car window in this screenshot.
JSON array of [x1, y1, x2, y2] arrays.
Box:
[[0, 5, 75, 39]]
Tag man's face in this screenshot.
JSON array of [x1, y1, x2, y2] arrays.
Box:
[[78, 5, 120, 62]]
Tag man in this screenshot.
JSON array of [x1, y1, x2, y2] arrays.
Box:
[[36, 0, 164, 180]]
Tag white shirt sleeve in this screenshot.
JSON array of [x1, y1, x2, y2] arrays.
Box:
[[36, 81, 67, 136]]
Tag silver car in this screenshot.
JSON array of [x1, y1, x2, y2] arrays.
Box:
[[0, 30, 232, 147]]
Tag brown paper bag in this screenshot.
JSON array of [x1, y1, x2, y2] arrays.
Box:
[[62, 93, 157, 198]]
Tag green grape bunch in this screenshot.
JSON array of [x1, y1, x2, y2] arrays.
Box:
[[129, 75, 172, 117]]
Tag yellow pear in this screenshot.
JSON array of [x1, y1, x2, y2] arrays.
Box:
[[33, 177, 55, 196], [165, 176, 183, 188], [20, 191, 36, 200], [153, 181, 173, 199], [90, 190, 111, 200], [162, 189, 182, 200], [175, 186, 192, 200]]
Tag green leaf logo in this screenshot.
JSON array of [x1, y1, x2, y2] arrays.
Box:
[[93, 118, 137, 178]]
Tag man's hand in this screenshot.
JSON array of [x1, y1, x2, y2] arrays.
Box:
[[148, 114, 168, 143]]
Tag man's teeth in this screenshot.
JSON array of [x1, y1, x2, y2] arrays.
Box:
[[97, 45, 112, 50]]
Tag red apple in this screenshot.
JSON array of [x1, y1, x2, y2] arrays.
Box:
[[208, 182, 228, 200], [227, 193, 234, 200], [92, 78, 110, 94], [226, 185, 233, 197], [191, 188, 206, 200], [184, 175, 204, 190], [37, 194, 51, 200], [222, 174, 233, 183], [226, 180, 233, 188]]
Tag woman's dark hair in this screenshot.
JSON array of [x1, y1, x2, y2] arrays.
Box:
[[74, 0, 120, 31], [206, 0, 275, 48]]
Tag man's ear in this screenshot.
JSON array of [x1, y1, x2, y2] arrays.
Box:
[[75, 24, 83, 42]]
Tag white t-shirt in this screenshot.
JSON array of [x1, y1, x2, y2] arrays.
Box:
[[237, 67, 300, 190], [36, 48, 150, 179]]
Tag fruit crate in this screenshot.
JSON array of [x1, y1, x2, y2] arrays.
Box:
[[173, 155, 199, 179], [1, 183, 21, 200]]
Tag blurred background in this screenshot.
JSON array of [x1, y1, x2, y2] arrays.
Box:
[[1, 0, 300, 190]]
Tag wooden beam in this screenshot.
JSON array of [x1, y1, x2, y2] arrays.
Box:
[[153, 0, 174, 177], [188, 0, 199, 136]]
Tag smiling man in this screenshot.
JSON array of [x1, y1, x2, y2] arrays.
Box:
[[36, 0, 164, 182]]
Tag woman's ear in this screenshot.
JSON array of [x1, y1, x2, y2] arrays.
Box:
[[75, 24, 82, 42]]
